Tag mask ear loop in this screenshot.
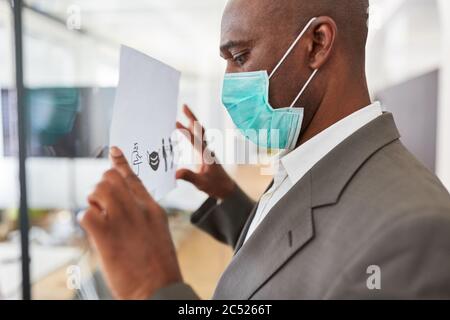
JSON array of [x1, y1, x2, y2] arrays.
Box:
[[268, 17, 318, 80], [289, 68, 318, 108]]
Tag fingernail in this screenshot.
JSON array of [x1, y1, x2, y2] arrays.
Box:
[[110, 146, 123, 157]]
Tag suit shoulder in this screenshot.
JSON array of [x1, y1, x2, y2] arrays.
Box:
[[347, 140, 450, 215]]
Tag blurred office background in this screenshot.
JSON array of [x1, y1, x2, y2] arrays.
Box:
[[0, 0, 449, 299]]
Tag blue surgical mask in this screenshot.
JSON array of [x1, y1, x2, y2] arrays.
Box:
[[222, 17, 318, 150]]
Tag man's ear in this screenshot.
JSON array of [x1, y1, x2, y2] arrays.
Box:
[[308, 16, 337, 69]]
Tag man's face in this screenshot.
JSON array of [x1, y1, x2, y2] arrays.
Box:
[[219, 0, 315, 110]]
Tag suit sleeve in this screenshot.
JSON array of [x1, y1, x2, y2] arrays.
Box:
[[190, 184, 256, 249], [149, 186, 255, 300], [324, 209, 450, 299], [150, 282, 200, 300]]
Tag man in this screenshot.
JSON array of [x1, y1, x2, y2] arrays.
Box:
[[79, 0, 450, 299]]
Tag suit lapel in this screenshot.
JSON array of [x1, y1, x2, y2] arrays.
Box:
[[213, 113, 401, 300], [310, 113, 401, 207], [213, 173, 314, 299]]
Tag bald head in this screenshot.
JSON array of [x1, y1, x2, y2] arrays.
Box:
[[221, 0, 369, 63], [268, 0, 370, 53], [220, 0, 372, 145]]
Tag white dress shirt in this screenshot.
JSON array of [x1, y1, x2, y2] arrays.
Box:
[[243, 102, 384, 244]]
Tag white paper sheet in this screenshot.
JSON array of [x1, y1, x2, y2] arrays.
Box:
[[110, 46, 180, 200]]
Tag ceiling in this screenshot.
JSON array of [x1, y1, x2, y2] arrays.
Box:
[[24, 0, 229, 77], [0, 0, 443, 90]]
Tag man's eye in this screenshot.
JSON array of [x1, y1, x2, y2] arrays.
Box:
[[233, 53, 248, 66]]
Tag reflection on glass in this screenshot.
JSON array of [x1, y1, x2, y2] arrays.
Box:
[[1, 88, 114, 158]]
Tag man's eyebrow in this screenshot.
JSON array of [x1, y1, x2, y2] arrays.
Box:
[[220, 40, 252, 52]]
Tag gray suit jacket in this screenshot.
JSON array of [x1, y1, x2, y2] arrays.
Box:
[[152, 113, 450, 300]]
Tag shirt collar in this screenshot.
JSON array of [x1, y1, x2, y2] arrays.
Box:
[[280, 102, 384, 185]]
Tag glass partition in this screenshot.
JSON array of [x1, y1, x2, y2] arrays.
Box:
[[0, 0, 22, 300], [15, 0, 231, 300]]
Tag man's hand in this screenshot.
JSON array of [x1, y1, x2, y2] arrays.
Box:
[[79, 147, 182, 300], [176, 104, 236, 200]]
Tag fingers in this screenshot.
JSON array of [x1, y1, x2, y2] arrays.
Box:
[[177, 121, 206, 152], [182, 104, 198, 122], [176, 121, 189, 134], [176, 168, 202, 187], [102, 167, 129, 191], [180, 104, 206, 137], [78, 206, 107, 235], [87, 168, 130, 218], [177, 106, 208, 156], [88, 181, 122, 217]]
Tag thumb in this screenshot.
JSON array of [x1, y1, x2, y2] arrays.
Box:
[[110, 146, 150, 199], [110, 147, 134, 178]]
